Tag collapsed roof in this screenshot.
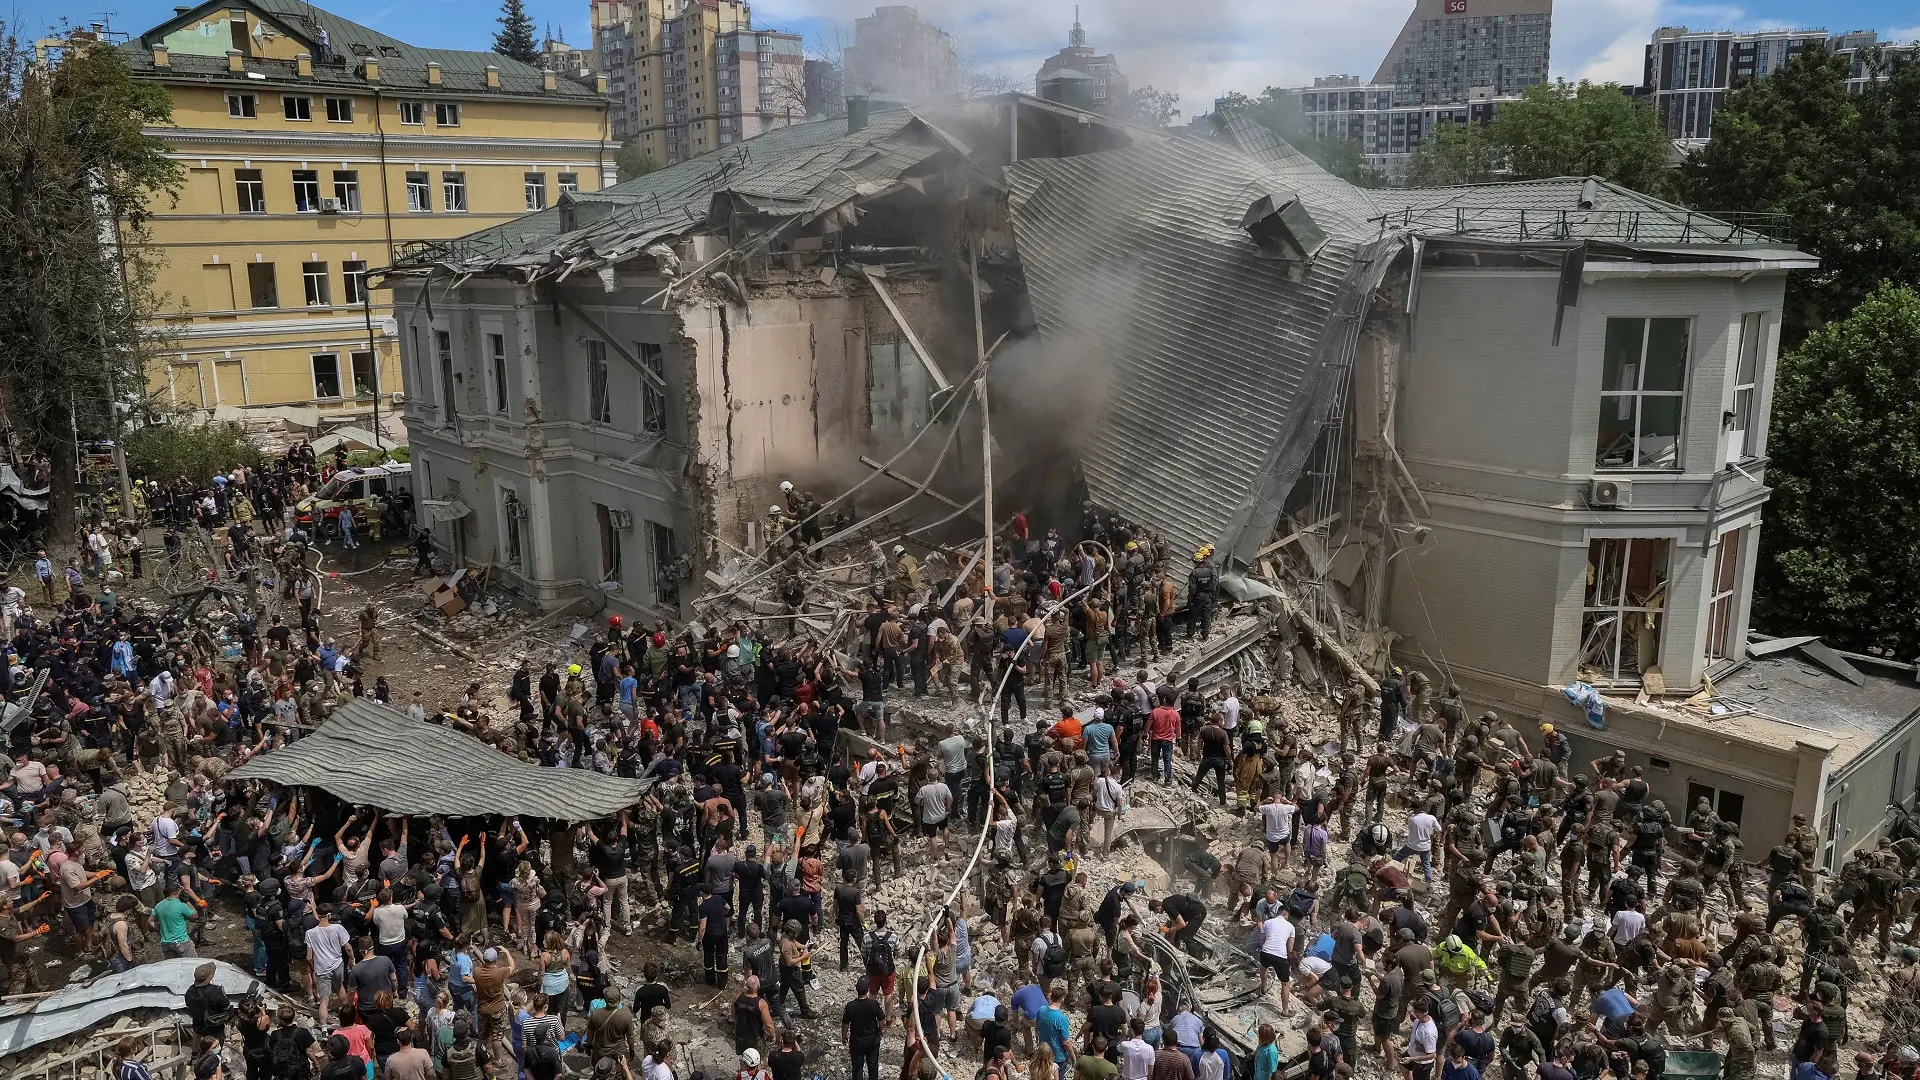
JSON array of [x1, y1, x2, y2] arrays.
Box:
[[387, 95, 1807, 572], [229, 698, 652, 820]]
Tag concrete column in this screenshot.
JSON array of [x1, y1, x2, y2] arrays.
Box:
[[1791, 735, 1838, 835], [514, 286, 558, 590]]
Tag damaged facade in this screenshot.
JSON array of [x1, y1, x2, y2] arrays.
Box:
[[386, 94, 1894, 862]]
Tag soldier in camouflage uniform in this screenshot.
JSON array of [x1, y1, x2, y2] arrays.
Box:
[[1799, 896, 1846, 995], [0, 894, 51, 994], [1438, 813, 1487, 929], [1569, 930, 1617, 1009], [1702, 820, 1747, 913], [630, 793, 664, 902], [1718, 1007, 1756, 1080], [1788, 813, 1821, 889], [1733, 944, 1784, 1050], [1437, 685, 1467, 750], [1585, 817, 1620, 906]]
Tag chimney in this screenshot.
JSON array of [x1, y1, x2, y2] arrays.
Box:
[[486, 65, 501, 89], [226, 48, 244, 73], [362, 57, 380, 81], [153, 44, 170, 67], [542, 70, 557, 91], [427, 61, 441, 85], [846, 95, 869, 134], [296, 52, 312, 78], [595, 73, 609, 94], [173, 5, 190, 13]]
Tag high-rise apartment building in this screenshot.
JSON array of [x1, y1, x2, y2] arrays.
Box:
[[842, 6, 957, 102], [1643, 26, 1917, 143], [805, 59, 844, 118], [594, 0, 803, 161], [121, 0, 609, 418], [1290, 76, 1519, 185], [1035, 10, 1128, 113], [1372, 0, 1552, 107]]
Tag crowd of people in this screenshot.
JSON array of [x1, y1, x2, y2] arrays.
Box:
[[1, 477, 1916, 1080]]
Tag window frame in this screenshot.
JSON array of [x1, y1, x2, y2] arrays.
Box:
[[442, 171, 468, 212], [1596, 316, 1691, 472], [501, 490, 525, 568], [227, 92, 257, 119], [586, 339, 611, 424], [1705, 526, 1746, 665], [332, 170, 361, 213], [324, 96, 355, 123], [234, 168, 267, 213], [350, 350, 377, 398], [342, 260, 368, 307], [311, 352, 343, 399], [405, 171, 432, 213], [282, 95, 312, 121], [300, 261, 331, 307], [245, 262, 278, 309], [524, 172, 548, 211], [639, 342, 667, 434], [1728, 311, 1764, 463], [488, 332, 510, 415], [292, 169, 322, 213], [558, 172, 580, 194], [1579, 536, 1673, 684], [398, 100, 425, 126], [648, 521, 680, 606], [594, 503, 624, 582], [434, 101, 461, 127]]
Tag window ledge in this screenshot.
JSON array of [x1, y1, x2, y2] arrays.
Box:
[[1592, 467, 1684, 475]]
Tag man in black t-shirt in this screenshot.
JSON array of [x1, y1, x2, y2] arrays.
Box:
[[1085, 985, 1126, 1043], [842, 977, 888, 1080], [1153, 894, 1206, 954]]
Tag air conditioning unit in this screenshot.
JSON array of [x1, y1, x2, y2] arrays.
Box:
[[1589, 477, 1633, 508], [609, 508, 634, 529], [319, 198, 341, 214]]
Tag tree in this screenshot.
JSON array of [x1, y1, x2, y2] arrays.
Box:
[[615, 138, 660, 183], [1116, 85, 1180, 128], [1406, 122, 1496, 187], [1216, 88, 1383, 188], [0, 29, 179, 530], [1483, 80, 1676, 197], [1682, 47, 1920, 343], [493, 0, 538, 65], [1752, 284, 1920, 654], [124, 420, 264, 484]]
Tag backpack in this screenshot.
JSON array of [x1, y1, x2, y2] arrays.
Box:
[[863, 931, 896, 977], [1041, 932, 1068, 977], [1425, 989, 1462, 1031], [1464, 988, 1497, 1016], [269, 1028, 310, 1080], [442, 1040, 482, 1080], [1287, 888, 1317, 920]]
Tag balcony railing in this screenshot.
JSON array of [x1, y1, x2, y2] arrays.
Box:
[[1373, 205, 1794, 246]]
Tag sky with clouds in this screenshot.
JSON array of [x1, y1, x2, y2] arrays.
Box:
[[17, 0, 1919, 118]]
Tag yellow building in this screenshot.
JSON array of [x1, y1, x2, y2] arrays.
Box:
[[593, 0, 803, 164], [122, 0, 612, 422]]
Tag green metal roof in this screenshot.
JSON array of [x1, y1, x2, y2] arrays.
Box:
[[122, 0, 602, 101]]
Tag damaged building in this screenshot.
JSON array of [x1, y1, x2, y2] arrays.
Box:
[[383, 93, 1906, 863]]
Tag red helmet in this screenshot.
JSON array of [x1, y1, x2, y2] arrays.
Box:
[[608, 615, 623, 628]]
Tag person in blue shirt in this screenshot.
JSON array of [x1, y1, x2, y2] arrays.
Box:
[[1010, 981, 1048, 1055], [111, 632, 136, 676], [34, 550, 54, 604], [618, 667, 640, 719], [1168, 1002, 1204, 1070], [1252, 1024, 1282, 1080], [1441, 1044, 1481, 1080], [1082, 712, 1115, 768], [1034, 982, 1073, 1067]]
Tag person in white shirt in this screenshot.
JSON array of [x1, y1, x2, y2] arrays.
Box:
[[1400, 809, 1440, 884], [1405, 999, 1440, 1080], [150, 811, 180, 859], [1217, 692, 1241, 733], [148, 670, 176, 709], [1093, 770, 1127, 854], [1609, 902, 1647, 947], [1258, 793, 1298, 873], [1119, 1027, 1155, 1080], [1256, 910, 1295, 1013]]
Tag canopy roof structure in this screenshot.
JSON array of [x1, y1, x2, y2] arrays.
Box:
[[228, 699, 652, 820]]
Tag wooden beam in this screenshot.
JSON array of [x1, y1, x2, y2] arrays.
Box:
[[555, 293, 667, 389], [1256, 512, 1342, 561], [861, 267, 951, 390]]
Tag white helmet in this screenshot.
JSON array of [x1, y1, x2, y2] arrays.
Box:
[[779, 480, 794, 493], [740, 1050, 761, 1068], [769, 505, 783, 515]]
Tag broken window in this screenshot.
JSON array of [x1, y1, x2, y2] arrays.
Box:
[[502, 490, 524, 568], [1597, 317, 1689, 470], [246, 262, 278, 308], [1728, 312, 1763, 461], [595, 503, 623, 582], [586, 339, 611, 424], [649, 521, 680, 606], [1579, 536, 1671, 683], [488, 332, 509, 415], [639, 342, 666, 433], [1705, 526, 1745, 664]]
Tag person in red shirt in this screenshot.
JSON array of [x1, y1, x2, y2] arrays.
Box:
[[1149, 694, 1182, 785], [1045, 707, 1084, 748]]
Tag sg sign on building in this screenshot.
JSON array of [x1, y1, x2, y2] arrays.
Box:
[[1446, 0, 1468, 11]]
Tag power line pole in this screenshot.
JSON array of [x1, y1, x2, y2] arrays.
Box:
[[972, 231, 992, 625]]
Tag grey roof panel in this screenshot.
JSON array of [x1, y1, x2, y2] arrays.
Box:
[[227, 698, 651, 819], [1006, 134, 1398, 564]]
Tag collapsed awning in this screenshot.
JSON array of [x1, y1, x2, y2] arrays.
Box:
[[421, 498, 473, 524], [228, 699, 653, 820], [0, 958, 257, 1058]]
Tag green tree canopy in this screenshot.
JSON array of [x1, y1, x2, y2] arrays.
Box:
[[1405, 122, 1496, 187], [125, 420, 265, 484], [494, 0, 539, 65], [1116, 85, 1181, 128], [1753, 284, 1920, 653], [615, 138, 659, 183], [1682, 47, 1920, 343], [1488, 80, 1674, 195], [1217, 88, 1383, 188], [0, 30, 179, 528]]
